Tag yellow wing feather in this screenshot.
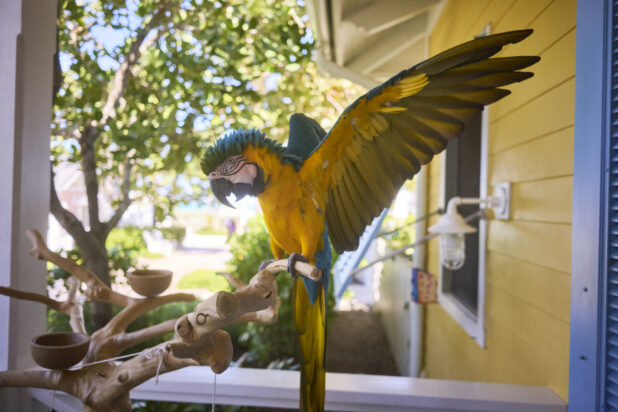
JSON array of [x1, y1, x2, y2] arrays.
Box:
[[300, 30, 539, 253]]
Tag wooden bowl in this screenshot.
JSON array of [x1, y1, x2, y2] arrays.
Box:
[[127, 269, 172, 297], [30, 332, 90, 370]]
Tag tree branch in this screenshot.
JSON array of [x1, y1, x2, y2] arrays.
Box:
[[81, 125, 103, 237], [87, 293, 195, 362], [172, 260, 318, 344], [0, 287, 65, 313], [104, 293, 195, 336], [217, 271, 248, 290], [104, 160, 133, 237], [99, 1, 177, 126], [26, 229, 132, 307], [111, 319, 177, 355], [0, 277, 86, 335], [0, 234, 320, 410], [67, 277, 87, 334], [78, 2, 178, 242], [0, 370, 62, 391], [49, 166, 91, 246]]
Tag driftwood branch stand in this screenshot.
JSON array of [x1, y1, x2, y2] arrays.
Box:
[[0, 229, 319, 411]]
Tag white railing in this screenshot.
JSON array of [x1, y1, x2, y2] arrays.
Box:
[[29, 366, 566, 412]]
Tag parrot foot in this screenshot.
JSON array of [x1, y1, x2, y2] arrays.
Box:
[[288, 253, 309, 278], [258, 259, 275, 273]]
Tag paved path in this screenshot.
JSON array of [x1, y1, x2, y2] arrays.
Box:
[[326, 310, 400, 376]]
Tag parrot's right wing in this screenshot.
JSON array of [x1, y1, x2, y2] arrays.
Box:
[[300, 30, 539, 253]]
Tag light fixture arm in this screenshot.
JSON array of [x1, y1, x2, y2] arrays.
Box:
[[445, 195, 503, 216]]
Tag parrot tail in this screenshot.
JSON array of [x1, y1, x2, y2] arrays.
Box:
[[293, 277, 326, 412]]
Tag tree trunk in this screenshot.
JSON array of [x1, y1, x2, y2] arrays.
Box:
[[82, 243, 113, 330]]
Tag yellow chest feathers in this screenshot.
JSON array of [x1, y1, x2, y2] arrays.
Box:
[[242, 146, 326, 254]]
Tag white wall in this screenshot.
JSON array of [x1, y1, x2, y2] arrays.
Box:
[[375, 255, 421, 376], [0, 0, 57, 407]]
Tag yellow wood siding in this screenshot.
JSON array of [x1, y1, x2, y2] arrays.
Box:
[[424, 0, 574, 401]]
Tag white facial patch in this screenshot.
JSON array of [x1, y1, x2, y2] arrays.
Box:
[[210, 155, 257, 184]]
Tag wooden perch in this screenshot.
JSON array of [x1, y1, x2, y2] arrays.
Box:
[[26, 229, 133, 307], [0, 230, 320, 412], [87, 292, 195, 362], [0, 277, 86, 334], [217, 271, 247, 289]]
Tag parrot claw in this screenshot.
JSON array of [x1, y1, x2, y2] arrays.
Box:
[[288, 253, 309, 278], [258, 259, 275, 273]]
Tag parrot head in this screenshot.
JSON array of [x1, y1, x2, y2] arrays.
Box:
[[207, 155, 266, 208], [201, 129, 284, 208]]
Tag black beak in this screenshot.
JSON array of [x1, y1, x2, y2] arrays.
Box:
[[210, 178, 235, 209], [233, 183, 253, 200]]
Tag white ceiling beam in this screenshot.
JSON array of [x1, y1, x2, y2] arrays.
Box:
[[368, 40, 427, 81], [345, 0, 439, 35], [346, 13, 427, 75]]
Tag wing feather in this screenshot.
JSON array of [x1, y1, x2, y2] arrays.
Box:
[[336, 181, 363, 239], [372, 140, 405, 183], [355, 140, 398, 200], [331, 187, 357, 248], [345, 162, 382, 217], [388, 127, 434, 164], [379, 134, 422, 177], [404, 95, 483, 109], [391, 115, 449, 151], [352, 161, 390, 206], [340, 171, 373, 224], [448, 88, 512, 105], [325, 193, 345, 250], [437, 107, 485, 124], [418, 72, 533, 95], [300, 30, 539, 252]]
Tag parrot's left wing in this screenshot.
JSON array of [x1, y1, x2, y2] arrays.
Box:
[[300, 29, 539, 253]]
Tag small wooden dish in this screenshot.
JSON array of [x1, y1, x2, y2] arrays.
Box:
[[127, 269, 172, 297], [30, 332, 90, 370]]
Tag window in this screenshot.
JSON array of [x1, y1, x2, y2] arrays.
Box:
[[438, 108, 488, 348], [442, 112, 482, 315]]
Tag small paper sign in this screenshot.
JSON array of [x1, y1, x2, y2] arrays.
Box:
[[412, 268, 437, 303]]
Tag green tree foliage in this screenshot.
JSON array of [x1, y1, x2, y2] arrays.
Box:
[[50, 0, 363, 329]]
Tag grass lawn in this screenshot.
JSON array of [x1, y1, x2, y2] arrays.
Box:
[[177, 269, 231, 292], [139, 250, 165, 259], [196, 227, 226, 236]]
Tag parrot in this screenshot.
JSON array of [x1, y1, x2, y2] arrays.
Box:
[[200, 29, 539, 411]]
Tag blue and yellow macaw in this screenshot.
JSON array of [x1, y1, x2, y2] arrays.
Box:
[[201, 30, 538, 411]]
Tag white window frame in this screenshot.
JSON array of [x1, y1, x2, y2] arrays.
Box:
[[437, 107, 488, 348]]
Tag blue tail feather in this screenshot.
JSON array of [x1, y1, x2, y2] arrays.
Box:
[[303, 227, 331, 305]]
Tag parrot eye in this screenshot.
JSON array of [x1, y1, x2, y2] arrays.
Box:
[[218, 155, 247, 176]]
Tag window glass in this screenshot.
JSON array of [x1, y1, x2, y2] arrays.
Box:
[[442, 112, 482, 314]]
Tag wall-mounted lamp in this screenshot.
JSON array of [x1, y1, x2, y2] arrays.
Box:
[[429, 182, 511, 271]]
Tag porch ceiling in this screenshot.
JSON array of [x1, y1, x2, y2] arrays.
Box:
[[308, 0, 445, 88]]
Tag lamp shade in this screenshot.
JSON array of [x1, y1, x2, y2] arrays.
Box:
[[429, 208, 477, 271], [428, 211, 476, 235]]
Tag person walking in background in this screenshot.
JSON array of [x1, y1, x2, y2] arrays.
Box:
[[225, 218, 236, 242]]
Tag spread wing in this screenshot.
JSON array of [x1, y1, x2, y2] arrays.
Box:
[[300, 29, 539, 253]]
